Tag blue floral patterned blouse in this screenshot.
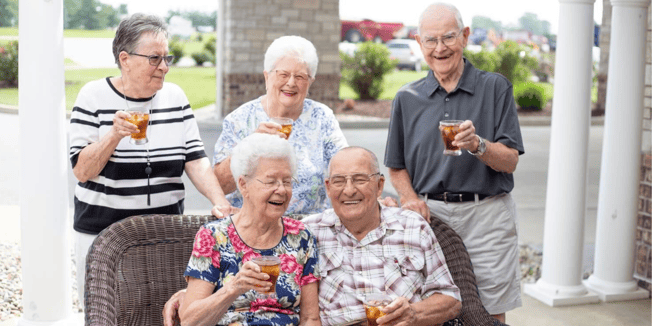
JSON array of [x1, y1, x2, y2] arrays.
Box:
[[184, 216, 321, 326], [213, 97, 348, 214]]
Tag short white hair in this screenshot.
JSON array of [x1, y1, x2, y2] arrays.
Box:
[[264, 35, 319, 78], [418, 2, 464, 35], [230, 133, 297, 190]]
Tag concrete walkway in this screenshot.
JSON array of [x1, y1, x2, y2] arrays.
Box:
[[0, 108, 648, 325]]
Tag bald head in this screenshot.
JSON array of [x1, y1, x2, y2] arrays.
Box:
[[418, 2, 464, 35], [328, 147, 379, 176]]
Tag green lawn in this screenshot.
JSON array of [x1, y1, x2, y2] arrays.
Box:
[[0, 27, 116, 38], [1, 67, 216, 110]]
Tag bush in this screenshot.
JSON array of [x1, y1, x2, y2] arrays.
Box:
[[203, 36, 216, 65], [340, 42, 397, 100], [0, 41, 18, 86], [494, 41, 538, 84], [191, 51, 214, 66], [464, 48, 498, 73], [168, 38, 184, 65], [515, 82, 548, 110]]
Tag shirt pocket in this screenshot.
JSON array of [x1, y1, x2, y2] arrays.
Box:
[[383, 253, 426, 300], [318, 250, 346, 302]]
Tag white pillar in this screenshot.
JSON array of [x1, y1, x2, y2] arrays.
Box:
[[17, 0, 76, 324], [215, 0, 225, 120], [523, 0, 601, 306], [583, 0, 650, 302]]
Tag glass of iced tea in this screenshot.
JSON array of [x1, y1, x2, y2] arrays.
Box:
[[126, 107, 150, 145], [251, 256, 281, 298], [270, 117, 293, 138], [439, 120, 464, 156], [363, 292, 393, 326]]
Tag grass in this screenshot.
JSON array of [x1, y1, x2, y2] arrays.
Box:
[[0, 67, 216, 110], [0, 27, 116, 38]]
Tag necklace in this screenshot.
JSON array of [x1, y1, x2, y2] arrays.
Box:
[[121, 77, 153, 206]]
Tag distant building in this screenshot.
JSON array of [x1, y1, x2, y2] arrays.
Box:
[[168, 16, 195, 39]]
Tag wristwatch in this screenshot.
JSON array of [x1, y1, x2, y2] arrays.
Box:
[[468, 135, 486, 156]]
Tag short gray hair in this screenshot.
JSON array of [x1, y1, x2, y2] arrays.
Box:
[[418, 2, 464, 35], [264, 35, 319, 78], [328, 146, 379, 176], [230, 133, 297, 190], [113, 13, 168, 69]]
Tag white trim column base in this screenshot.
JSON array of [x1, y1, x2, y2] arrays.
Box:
[[584, 276, 650, 302], [524, 279, 600, 307], [16, 312, 83, 326]]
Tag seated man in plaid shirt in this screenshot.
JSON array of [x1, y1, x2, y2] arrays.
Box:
[[302, 146, 461, 326], [163, 146, 461, 326]]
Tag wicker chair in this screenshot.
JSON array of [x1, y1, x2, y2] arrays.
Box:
[[84, 214, 217, 326], [430, 216, 509, 326], [84, 214, 507, 326]]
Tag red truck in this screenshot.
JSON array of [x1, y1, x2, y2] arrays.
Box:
[[341, 19, 404, 43]]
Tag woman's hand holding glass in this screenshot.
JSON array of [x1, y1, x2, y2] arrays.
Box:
[[255, 121, 290, 140], [110, 111, 139, 139], [227, 260, 274, 296]]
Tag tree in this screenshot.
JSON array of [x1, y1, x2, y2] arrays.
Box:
[[0, 0, 18, 27], [518, 12, 550, 36], [166, 10, 217, 29], [471, 16, 502, 32], [64, 0, 122, 30]]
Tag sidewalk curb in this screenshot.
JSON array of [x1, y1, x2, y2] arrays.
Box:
[[0, 103, 605, 128]]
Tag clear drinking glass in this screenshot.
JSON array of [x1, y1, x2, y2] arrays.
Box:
[[270, 117, 293, 138], [126, 106, 150, 145], [439, 120, 464, 156]]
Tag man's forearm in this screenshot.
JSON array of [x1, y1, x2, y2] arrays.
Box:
[[388, 168, 420, 202], [475, 140, 519, 173], [213, 157, 237, 194], [185, 158, 228, 204], [411, 294, 461, 325]]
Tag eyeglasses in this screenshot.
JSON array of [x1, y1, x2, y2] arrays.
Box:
[[253, 177, 296, 190], [272, 69, 310, 85], [421, 30, 463, 49], [129, 53, 175, 66], [328, 172, 382, 188]]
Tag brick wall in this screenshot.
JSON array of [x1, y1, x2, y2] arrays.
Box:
[[220, 0, 340, 115], [635, 3, 652, 292]]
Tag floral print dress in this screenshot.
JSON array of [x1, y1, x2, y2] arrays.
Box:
[[184, 216, 320, 326]]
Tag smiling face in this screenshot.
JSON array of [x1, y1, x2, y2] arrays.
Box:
[[240, 157, 293, 220], [120, 32, 169, 97], [416, 6, 469, 83], [263, 56, 313, 114], [326, 148, 384, 225]]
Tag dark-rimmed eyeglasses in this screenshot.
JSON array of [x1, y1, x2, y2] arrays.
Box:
[[421, 30, 463, 49], [129, 53, 175, 66], [328, 172, 382, 188]]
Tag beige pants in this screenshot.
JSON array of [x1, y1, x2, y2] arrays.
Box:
[[424, 193, 522, 315], [74, 230, 98, 310]]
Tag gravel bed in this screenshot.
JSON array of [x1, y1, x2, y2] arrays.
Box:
[[0, 241, 558, 322]]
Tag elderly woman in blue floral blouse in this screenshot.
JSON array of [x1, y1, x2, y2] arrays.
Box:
[[212, 35, 348, 215], [179, 133, 320, 326]]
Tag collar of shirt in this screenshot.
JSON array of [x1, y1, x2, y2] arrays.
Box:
[[316, 207, 405, 245], [425, 58, 478, 97]]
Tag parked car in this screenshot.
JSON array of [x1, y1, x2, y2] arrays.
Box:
[[341, 19, 404, 43], [386, 39, 424, 72]]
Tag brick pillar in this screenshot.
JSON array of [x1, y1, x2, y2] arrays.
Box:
[[220, 0, 340, 116], [634, 3, 652, 293]]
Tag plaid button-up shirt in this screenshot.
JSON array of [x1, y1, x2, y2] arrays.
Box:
[[303, 206, 461, 326]]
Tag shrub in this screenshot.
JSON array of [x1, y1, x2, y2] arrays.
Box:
[[515, 82, 548, 110], [191, 51, 214, 66], [340, 42, 397, 100], [203, 36, 216, 65], [0, 41, 18, 86], [464, 48, 498, 73], [168, 38, 184, 65], [494, 41, 538, 84]]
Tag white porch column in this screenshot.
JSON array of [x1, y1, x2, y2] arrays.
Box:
[[583, 0, 650, 302], [523, 0, 601, 306], [17, 0, 76, 325]]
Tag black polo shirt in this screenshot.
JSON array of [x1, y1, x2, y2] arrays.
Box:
[[384, 59, 525, 196]]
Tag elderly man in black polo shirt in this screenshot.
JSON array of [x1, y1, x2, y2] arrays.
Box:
[[384, 2, 525, 323]]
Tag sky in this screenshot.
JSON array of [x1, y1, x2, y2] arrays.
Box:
[[99, 0, 604, 35]]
